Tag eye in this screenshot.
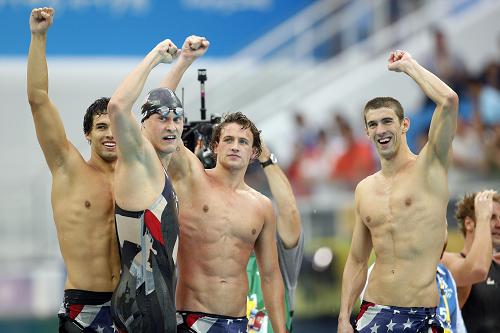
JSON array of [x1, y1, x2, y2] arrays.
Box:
[[368, 123, 376, 128], [158, 115, 167, 121], [173, 116, 182, 123], [239, 139, 248, 145]]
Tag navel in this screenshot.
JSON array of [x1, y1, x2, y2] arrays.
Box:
[[203, 205, 209, 213], [85, 200, 91, 208], [366, 216, 371, 223], [252, 228, 256, 235], [405, 197, 412, 207]]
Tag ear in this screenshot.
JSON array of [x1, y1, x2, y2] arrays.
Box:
[[250, 147, 258, 160], [464, 216, 476, 233], [402, 117, 410, 133], [85, 133, 91, 145]]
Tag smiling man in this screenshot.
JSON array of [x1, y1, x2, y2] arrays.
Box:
[[27, 7, 120, 333], [338, 50, 458, 333]]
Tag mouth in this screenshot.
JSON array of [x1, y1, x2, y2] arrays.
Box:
[[162, 135, 177, 143], [376, 136, 392, 148], [102, 141, 116, 150], [227, 154, 240, 159]]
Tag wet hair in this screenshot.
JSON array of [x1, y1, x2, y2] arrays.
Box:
[[363, 97, 404, 126], [83, 97, 110, 135], [455, 192, 500, 236], [209, 112, 262, 158]]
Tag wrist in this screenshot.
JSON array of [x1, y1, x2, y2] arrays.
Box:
[[260, 153, 277, 168]]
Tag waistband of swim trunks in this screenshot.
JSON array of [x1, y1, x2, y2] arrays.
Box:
[[361, 300, 437, 316], [177, 310, 247, 321], [64, 289, 113, 305]]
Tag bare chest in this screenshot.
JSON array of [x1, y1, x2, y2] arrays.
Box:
[[359, 175, 431, 231], [52, 169, 114, 226], [178, 186, 263, 245]]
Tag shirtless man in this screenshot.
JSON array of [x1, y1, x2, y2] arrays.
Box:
[[161, 45, 286, 332], [441, 190, 496, 307], [338, 50, 459, 333], [27, 7, 120, 332], [107, 36, 208, 332], [446, 190, 499, 332]]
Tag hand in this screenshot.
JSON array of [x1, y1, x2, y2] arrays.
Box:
[[387, 49, 413, 72], [30, 7, 54, 34], [180, 35, 210, 62], [155, 39, 179, 64], [337, 320, 355, 333], [259, 139, 270, 163], [475, 190, 497, 224]]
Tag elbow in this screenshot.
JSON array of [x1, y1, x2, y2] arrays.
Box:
[[468, 265, 489, 283], [27, 89, 48, 109], [442, 91, 459, 110], [106, 99, 121, 117]]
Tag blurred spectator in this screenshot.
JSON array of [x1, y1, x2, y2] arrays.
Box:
[[426, 28, 467, 94], [478, 62, 500, 126], [293, 112, 317, 151], [330, 115, 376, 188]]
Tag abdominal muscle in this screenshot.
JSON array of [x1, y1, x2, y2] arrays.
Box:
[[364, 257, 439, 308]]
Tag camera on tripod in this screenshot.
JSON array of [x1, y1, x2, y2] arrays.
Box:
[[181, 68, 221, 169]]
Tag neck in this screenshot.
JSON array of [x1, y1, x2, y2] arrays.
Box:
[[461, 232, 474, 255], [211, 163, 247, 190], [379, 144, 415, 176], [88, 154, 116, 174], [158, 151, 172, 170]]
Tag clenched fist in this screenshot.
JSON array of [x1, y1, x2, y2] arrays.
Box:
[[30, 7, 55, 34]]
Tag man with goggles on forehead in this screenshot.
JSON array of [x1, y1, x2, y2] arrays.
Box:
[[140, 102, 184, 123], [107, 35, 208, 333]]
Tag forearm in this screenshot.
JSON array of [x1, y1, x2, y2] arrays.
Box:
[[404, 58, 458, 107], [110, 50, 162, 112], [161, 56, 193, 90], [27, 33, 49, 105], [467, 218, 493, 279], [261, 272, 286, 333], [264, 166, 301, 246], [339, 257, 367, 322]]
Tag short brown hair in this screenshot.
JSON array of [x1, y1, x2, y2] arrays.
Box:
[[363, 97, 404, 126], [455, 192, 500, 236], [209, 112, 262, 158]]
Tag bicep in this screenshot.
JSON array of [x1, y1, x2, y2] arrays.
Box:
[[31, 100, 72, 171], [349, 211, 372, 264], [426, 98, 458, 165], [254, 203, 279, 275], [109, 106, 146, 162]]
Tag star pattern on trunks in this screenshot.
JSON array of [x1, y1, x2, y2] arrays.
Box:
[[386, 319, 396, 331], [403, 318, 413, 329]]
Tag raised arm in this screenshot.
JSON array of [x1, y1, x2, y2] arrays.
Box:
[[258, 141, 301, 248], [107, 39, 178, 161], [442, 190, 495, 286], [338, 184, 373, 333], [27, 7, 72, 172], [388, 50, 458, 165], [161, 35, 209, 90], [163, 36, 210, 181], [254, 198, 286, 333]]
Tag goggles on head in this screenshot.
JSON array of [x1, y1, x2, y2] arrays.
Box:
[[141, 105, 184, 122]]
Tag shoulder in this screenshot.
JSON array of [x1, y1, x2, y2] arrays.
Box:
[[355, 172, 378, 194]]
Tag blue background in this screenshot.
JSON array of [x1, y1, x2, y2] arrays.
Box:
[[3, 0, 313, 57]]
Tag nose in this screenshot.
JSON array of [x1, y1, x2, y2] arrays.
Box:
[[105, 127, 114, 139]]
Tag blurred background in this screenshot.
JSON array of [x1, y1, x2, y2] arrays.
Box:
[[1, 0, 500, 332]]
